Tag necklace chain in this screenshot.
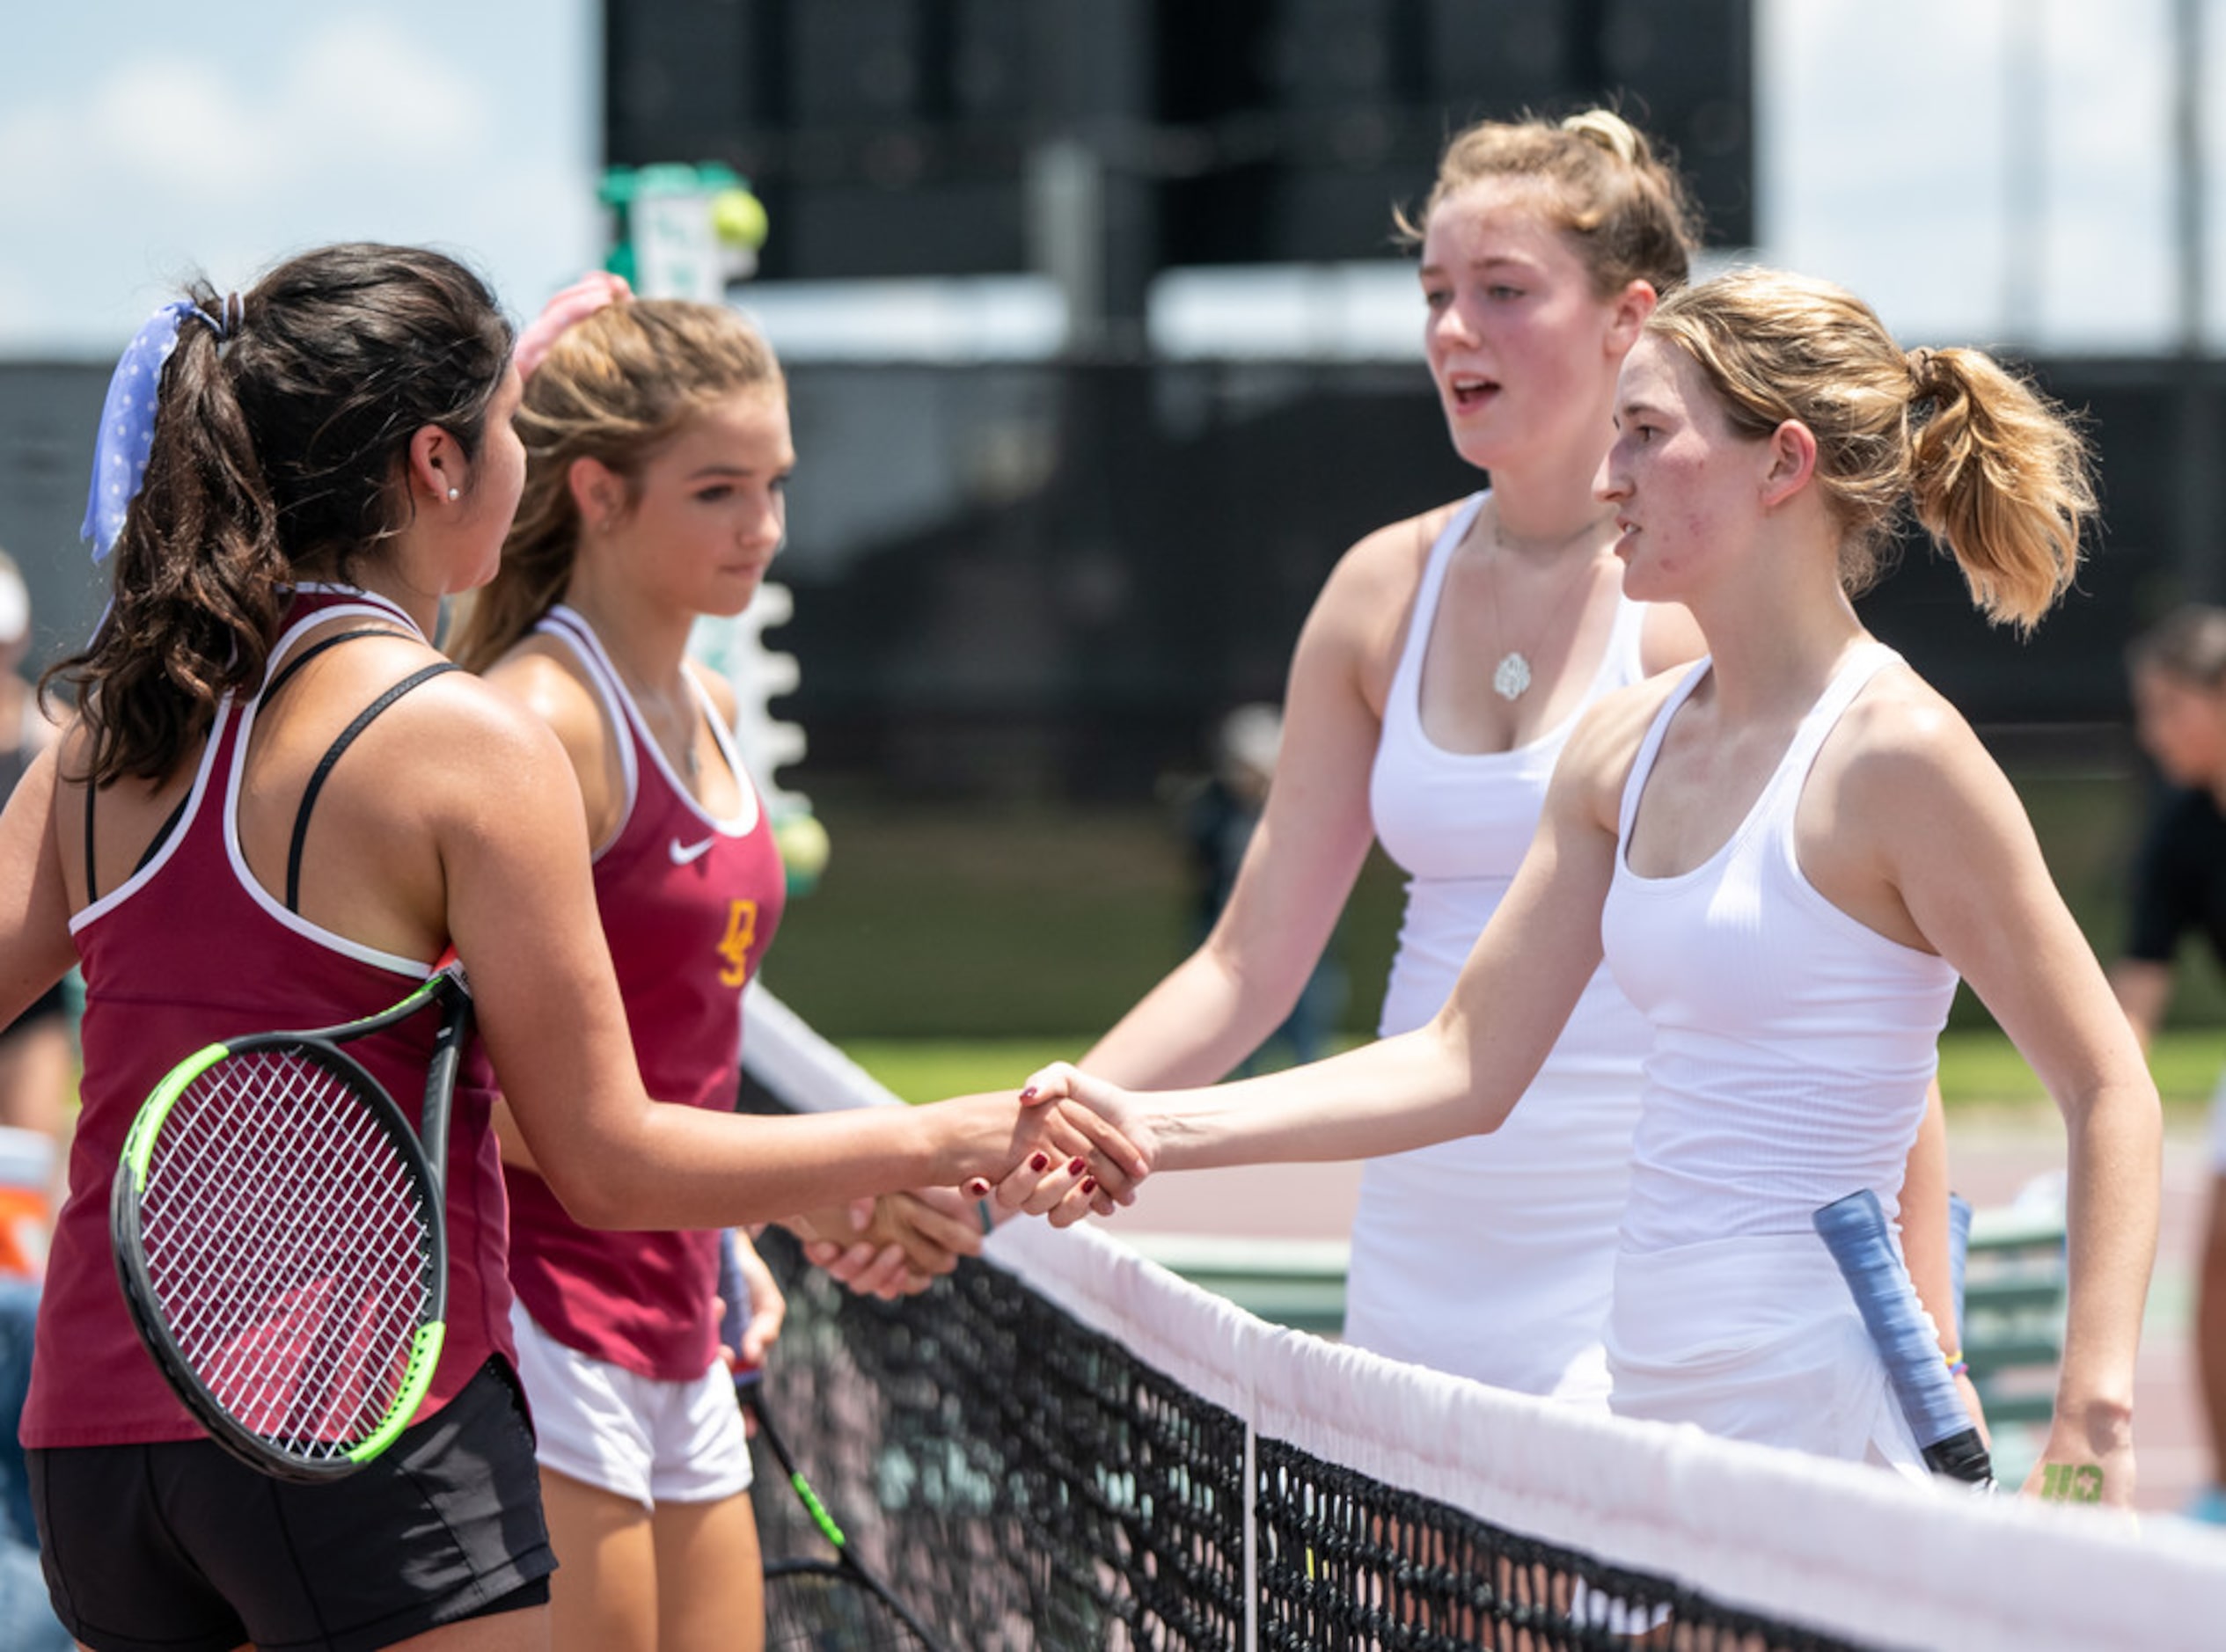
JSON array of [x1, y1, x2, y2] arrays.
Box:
[[1480, 502, 1615, 703]]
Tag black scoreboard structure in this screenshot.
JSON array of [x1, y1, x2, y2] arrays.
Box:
[[604, 0, 1754, 333]]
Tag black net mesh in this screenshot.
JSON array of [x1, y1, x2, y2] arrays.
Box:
[[746, 1227, 1879, 1652]]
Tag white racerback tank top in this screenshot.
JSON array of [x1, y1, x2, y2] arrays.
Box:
[[1344, 493, 1653, 1399], [1600, 643, 1960, 1254]]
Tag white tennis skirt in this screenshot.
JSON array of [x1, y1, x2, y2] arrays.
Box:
[[1603, 1232, 1927, 1473]]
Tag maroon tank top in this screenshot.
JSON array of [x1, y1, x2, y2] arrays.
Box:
[[502, 607, 785, 1380], [25, 588, 515, 1448]]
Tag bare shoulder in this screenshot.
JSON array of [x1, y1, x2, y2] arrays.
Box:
[[478, 634, 610, 782], [1831, 662, 1992, 782], [685, 657, 740, 727], [1812, 659, 2021, 846], [399, 662, 576, 764], [1298, 497, 1471, 701], [1317, 501, 1460, 618]]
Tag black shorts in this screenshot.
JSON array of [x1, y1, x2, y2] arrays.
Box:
[[28, 1358, 555, 1652]]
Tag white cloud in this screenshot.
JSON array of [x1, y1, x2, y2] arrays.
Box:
[[276, 17, 491, 161], [0, 2, 597, 355]]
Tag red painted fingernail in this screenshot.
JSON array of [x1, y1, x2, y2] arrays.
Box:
[[966, 1179, 991, 1197], [1080, 1177, 1098, 1194], [1067, 1158, 1087, 1174], [1029, 1153, 1049, 1172], [1019, 1085, 1038, 1102]]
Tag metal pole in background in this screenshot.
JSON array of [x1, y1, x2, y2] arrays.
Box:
[[2002, 2, 2044, 346], [2173, 0, 2217, 599]]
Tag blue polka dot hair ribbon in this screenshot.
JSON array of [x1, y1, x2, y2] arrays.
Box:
[[79, 295, 240, 563]]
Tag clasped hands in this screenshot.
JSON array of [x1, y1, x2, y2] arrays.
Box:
[[794, 1063, 1153, 1298]]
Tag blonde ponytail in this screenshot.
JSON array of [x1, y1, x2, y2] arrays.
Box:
[[1650, 269, 2095, 632], [1905, 347, 2091, 632]]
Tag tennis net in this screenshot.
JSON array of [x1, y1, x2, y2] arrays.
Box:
[[738, 983, 2226, 1651]]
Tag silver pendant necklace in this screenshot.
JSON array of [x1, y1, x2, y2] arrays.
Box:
[[1483, 504, 1614, 702], [1491, 649, 1533, 701]]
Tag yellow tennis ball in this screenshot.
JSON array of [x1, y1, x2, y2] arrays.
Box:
[[774, 812, 830, 892], [712, 189, 770, 251]]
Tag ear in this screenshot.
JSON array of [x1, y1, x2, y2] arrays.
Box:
[[567, 456, 626, 533], [406, 424, 466, 503], [1604, 279, 1658, 356], [1758, 419, 1818, 511]]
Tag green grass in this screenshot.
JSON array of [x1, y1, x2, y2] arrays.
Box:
[[846, 1027, 2226, 1112], [768, 757, 2226, 1093]]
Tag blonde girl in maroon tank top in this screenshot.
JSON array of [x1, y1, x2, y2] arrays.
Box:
[[451, 283, 1010, 1652]]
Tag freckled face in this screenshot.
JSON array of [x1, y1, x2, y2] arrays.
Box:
[[1595, 335, 1771, 607], [1419, 177, 1633, 475]]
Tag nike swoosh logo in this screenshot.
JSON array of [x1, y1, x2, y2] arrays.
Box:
[[669, 837, 716, 866]]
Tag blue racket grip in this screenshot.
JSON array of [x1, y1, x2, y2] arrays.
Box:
[[1814, 1189, 1992, 1485], [718, 1228, 750, 1367], [1947, 1191, 1973, 1343]]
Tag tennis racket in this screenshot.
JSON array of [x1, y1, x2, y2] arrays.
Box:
[[1813, 1188, 1995, 1488], [110, 952, 472, 1482], [740, 1371, 953, 1652]]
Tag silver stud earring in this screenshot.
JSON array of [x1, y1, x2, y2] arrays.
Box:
[[446, 486, 460, 501]]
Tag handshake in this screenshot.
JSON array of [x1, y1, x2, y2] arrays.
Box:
[[786, 1062, 1153, 1298]]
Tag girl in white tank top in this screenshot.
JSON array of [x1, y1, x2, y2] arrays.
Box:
[[1600, 643, 1959, 1464], [1350, 492, 1653, 1397]]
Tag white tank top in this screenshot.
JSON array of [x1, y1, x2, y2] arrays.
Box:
[[1600, 643, 1960, 1254], [1343, 493, 1653, 1398], [1370, 492, 1651, 1056]]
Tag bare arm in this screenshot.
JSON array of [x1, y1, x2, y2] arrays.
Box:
[[0, 745, 84, 1027], [1007, 689, 1647, 1201], [2108, 958, 2172, 1055], [1843, 697, 2157, 1507], [1082, 521, 1424, 1089], [423, 679, 1141, 1227]]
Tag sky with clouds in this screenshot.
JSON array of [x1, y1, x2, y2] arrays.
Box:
[[1, 2, 602, 354], [4, 0, 2222, 356]]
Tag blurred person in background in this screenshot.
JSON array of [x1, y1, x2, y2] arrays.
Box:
[[1176, 703, 1345, 1071], [2109, 603, 2226, 1524]]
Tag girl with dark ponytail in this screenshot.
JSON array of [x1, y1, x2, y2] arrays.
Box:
[[0, 243, 1138, 1650]]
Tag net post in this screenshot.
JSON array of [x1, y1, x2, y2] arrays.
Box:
[[1242, 1415, 1258, 1652]]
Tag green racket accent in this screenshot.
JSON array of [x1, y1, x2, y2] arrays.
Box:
[[791, 1470, 847, 1547], [121, 1042, 230, 1194], [345, 1321, 446, 1465]]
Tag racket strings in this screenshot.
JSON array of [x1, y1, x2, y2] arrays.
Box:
[[137, 1049, 437, 1458]]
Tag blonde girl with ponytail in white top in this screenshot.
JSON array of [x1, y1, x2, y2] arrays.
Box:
[[1007, 268, 2157, 1504]]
